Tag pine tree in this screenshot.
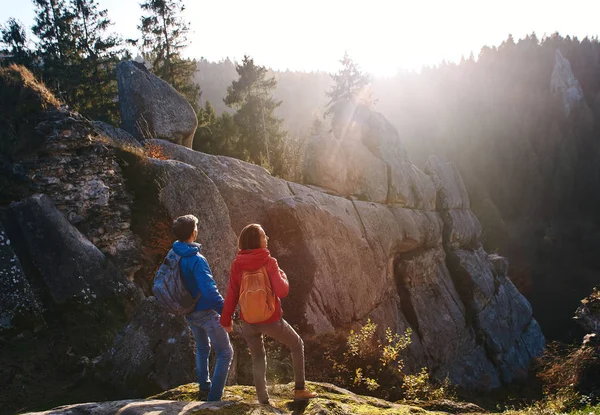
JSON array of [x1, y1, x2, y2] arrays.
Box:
[[32, 0, 79, 102], [0, 18, 31, 66], [70, 0, 127, 123], [138, 0, 200, 111], [325, 52, 371, 117], [193, 101, 239, 156], [224, 55, 286, 174]]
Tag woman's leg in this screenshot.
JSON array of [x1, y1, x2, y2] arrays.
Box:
[[242, 322, 269, 403], [259, 319, 305, 390]]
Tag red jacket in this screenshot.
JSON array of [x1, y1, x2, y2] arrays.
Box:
[[220, 248, 289, 327]]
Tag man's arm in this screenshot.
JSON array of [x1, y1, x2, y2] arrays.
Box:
[[193, 256, 224, 314], [268, 257, 290, 299]]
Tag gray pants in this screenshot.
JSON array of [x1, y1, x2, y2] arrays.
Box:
[[241, 318, 305, 402]]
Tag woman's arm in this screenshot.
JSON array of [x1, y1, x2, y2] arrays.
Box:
[[220, 261, 241, 328], [268, 257, 290, 299]]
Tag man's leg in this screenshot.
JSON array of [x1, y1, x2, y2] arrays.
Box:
[[188, 319, 212, 392], [259, 319, 305, 390], [202, 312, 233, 401], [242, 322, 269, 404]]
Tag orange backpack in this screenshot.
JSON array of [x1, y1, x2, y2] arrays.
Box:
[[239, 266, 276, 323]]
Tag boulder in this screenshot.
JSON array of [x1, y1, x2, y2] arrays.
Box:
[[117, 61, 198, 147], [0, 222, 44, 334], [446, 248, 545, 382], [149, 139, 292, 233], [441, 209, 482, 250], [387, 162, 436, 210], [265, 191, 393, 333], [424, 155, 470, 210], [1, 194, 141, 308], [98, 297, 196, 396], [147, 158, 238, 291], [93, 121, 143, 149], [394, 248, 501, 389]]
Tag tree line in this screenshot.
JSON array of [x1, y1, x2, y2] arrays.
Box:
[[1, 0, 369, 178]]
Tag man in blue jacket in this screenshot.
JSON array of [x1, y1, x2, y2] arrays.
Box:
[[172, 214, 233, 401]]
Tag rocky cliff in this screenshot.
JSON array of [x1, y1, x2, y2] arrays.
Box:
[[0, 64, 544, 413]]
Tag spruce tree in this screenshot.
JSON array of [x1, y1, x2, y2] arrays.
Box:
[[32, 0, 79, 102], [71, 0, 127, 123], [0, 18, 31, 66], [138, 0, 200, 111], [224, 55, 286, 174], [193, 101, 239, 156], [325, 52, 371, 117]]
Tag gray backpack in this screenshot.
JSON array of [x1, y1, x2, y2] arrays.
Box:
[[152, 249, 200, 315]]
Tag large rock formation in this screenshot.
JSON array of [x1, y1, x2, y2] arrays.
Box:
[[0, 64, 546, 412], [151, 132, 545, 389], [117, 61, 198, 147], [303, 102, 435, 209], [551, 49, 587, 118]]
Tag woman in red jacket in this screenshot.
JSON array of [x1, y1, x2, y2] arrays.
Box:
[[220, 223, 317, 405]]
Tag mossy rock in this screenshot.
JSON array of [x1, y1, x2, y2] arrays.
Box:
[[0, 64, 61, 158], [148, 382, 454, 415]]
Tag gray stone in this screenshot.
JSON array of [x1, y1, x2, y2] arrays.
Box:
[[93, 121, 143, 149], [442, 209, 482, 250], [0, 222, 44, 334], [394, 248, 501, 389], [98, 297, 196, 396], [551, 49, 587, 118], [2, 194, 141, 306], [149, 139, 292, 233], [147, 158, 237, 291], [303, 131, 389, 203], [265, 191, 393, 333], [446, 248, 545, 383], [117, 61, 198, 147], [424, 155, 470, 210], [387, 162, 437, 210], [303, 102, 435, 208]]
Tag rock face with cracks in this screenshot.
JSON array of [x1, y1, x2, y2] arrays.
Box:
[[0, 65, 546, 412], [150, 135, 545, 390]]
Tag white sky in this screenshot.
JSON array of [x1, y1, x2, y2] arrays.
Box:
[[2, 0, 599, 75]]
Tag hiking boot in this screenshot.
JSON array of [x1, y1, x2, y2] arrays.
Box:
[[294, 389, 318, 400], [197, 388, 210, 401]]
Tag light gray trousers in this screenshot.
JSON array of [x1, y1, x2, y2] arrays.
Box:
[[241, 318, 305, 402]]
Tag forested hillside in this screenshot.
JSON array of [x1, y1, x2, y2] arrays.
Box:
[[194, 34, 600, 341], [2, 1, 599, 341]]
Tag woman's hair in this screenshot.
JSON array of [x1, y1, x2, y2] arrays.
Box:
[[238, 223, 264, 250]]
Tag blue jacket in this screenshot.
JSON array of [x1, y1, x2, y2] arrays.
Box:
[[172, 241, 224, 314]]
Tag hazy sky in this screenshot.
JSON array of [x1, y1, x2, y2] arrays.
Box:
[[2, 0, 599, 75]]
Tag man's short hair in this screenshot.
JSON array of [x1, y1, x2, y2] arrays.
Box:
[[173, 215, 198, 241]]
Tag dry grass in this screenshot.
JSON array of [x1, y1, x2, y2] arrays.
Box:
[[537, 343, 597, 394], [144, 142, 170, 160], [0, 64, 61, 109]]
